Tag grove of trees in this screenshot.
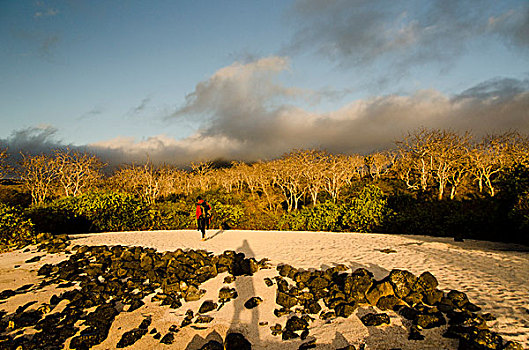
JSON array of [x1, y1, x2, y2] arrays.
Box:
[[1, 128, 528, 249]]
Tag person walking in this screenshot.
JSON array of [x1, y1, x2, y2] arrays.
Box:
[[196, 196, 212, 240]]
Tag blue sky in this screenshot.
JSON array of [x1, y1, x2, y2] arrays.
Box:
[[1, 0, 528, 165]]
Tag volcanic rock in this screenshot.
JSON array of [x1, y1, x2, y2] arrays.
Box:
[[360, 313, 390, 326], [199, 300, 218, 314], [388, 269, 417, 299], [224, 332, 251, 350], [365, 281, 394, 306], [116, 328, 148, 348], [244, 297, 263, 309]]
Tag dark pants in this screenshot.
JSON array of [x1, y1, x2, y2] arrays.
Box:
[[198, 216, 209, 238]]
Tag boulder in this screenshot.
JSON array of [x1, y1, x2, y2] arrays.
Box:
[[414, 272, 438, 293], [224, 332, 251, 350], [365, 281, 394, 306], [414, 312, 446, 329], [388, 269, 417, 298], [360, 313, 390, 326]]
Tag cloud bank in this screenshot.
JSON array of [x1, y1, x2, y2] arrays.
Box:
[[2, 58, 528, 166], [84, 57, 529, 166]]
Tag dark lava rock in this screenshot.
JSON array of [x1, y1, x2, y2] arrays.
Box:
[[503, 341, 524, 350], [224, 275, 236, 284], [447, 290, 469, 309], [160, 332, 174, 344], [264, 278, 274, 287], [376, 295, 402, 311], [200, 340, 224, 350], [274, 308, 291, 317], [424, 289, 444, 306], [225, 332, 251, 350], [360, 313, 390, 326], [116, 328, 148, 348], [219, 287, 238, 301], [403, 291, 423, 306], [282, 329, 299, 340], [335, 302, 358, 318], [388, 269, 417, 299], [0, 289, 16, 300], [414, 312, 446, 329], [299, 339, 317, 349], [139, 318, 151, 330], [397, 306, 419, 321], [408, 325, 425, 340], [199, 300, 218, 314], [25, 255, 42, 263], [319, 311, 336, 320], [449, 311, 486, 328], [270, 323, 282, 336], [153, 333, 161, 340], [458, 328, 503, 350], [286, 316, 309, 332], [276, 291, 298, 309], [184, 285, 206, 302], [244, 297, 262, 309], [415, 272, 438, 293], [336, 346, 357, 350], [365, 281, 394, 306], [195, 315, 214, 323]]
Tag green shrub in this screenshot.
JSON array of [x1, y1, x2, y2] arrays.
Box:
[[0, 203, 35, 249], [210, 201, 244, 229], [27, 191, 153, 234], [280, 201, 343, 232], [151, 201, 194, 230], [342, 185, 393, 232]]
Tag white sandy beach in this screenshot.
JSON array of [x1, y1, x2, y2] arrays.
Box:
[[1, 230, 528, 349]]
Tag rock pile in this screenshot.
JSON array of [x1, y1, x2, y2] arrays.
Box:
[[0, 241, 525, 350], [268, 264, 524, 349], [0, 244, 266, 349]]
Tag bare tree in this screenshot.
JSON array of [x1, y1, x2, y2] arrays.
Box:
[[54, 149, 103, 197], [19, 153, 57, 205], [395, 129, 435, 192], [190, 161, 213, 192], [0, 148, 8, 180], [322, 154, 359, 202]]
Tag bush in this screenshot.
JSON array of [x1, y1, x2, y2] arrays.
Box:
[[0, 203, 35, 250], [342, 185, 393, 233], [280, 201, 343, 232], [151, 201, 194, 230], [210, 201, 244, 229], [27, 191, 153, 234]]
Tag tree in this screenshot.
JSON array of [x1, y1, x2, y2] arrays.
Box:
[[321, 154, 359, 203], [19, 153, 57, 205], [53, 149, 103, 197], [0, 148, 8, 179]]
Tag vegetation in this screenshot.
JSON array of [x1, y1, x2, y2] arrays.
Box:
[[1, 128, 528, 248]]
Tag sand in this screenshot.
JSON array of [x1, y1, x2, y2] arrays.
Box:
[[1, 229, 528, 349]]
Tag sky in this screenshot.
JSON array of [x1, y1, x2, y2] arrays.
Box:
[[1, 0, 528, 166]]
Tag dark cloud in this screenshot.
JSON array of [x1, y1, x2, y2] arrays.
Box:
[[455, 77, 529, 101], [92, 59, 529, 165], [4, 60, 528, 167], [284, 0, 529, 78]]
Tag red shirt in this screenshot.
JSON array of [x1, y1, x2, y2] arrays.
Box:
[[196, 200, 211, 219]]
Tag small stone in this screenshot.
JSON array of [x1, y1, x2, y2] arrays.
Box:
[[224, 275, 236, 284], [116, 328, 148, 348], [264, 278, 273, 287], [160, 332, 174, 344], [414, 312, 446, 329], [285, 316, 309, 332], [244, 297, 262, 309], [195, 315, 214, 323], [199, 300, 218, 314], [360, 313, 390, 326]]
